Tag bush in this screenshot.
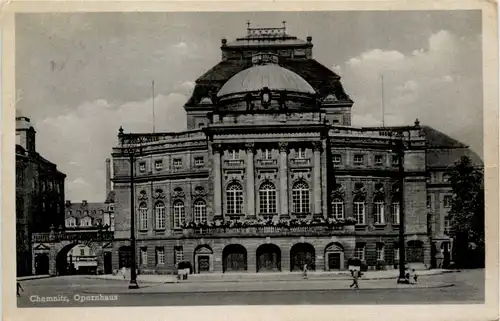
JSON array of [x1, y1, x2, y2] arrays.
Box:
[[376, 260, 386, 270]]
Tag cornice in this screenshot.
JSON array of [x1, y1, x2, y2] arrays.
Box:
[[112, 170, 210, 183]]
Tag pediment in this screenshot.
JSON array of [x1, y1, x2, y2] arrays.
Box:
[[34, 243, 50, 251], [195, 246, 213, 254]]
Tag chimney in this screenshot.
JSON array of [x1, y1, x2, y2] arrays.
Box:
[[65, 200, 71, 207], [105, 158, 111, 197], [82, 200, 87, 206]]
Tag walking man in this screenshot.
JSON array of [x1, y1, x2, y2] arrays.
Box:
[[349, 270, 360, 289], [302, 264, 308, 279], [16, 282, 24, 297]]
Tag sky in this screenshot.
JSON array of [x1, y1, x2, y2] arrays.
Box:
[[15, 11, 483, 202]]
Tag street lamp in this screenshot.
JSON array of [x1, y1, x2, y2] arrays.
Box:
[[389, 121, 419, 284], [118, 126, 146, 289]]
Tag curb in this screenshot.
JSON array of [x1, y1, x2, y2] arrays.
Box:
[[17, 275, 53, 281], [79, 283, 455, 295]]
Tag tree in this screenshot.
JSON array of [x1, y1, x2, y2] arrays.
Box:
[[445, 156, 484, 268]]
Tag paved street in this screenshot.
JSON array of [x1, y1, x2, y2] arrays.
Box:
[[16, 269, 484, 307]]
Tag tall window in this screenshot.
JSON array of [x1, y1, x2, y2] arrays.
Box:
[[297, 148, 306, 159], [194, 200, 207, 223], [444, 216, 451, 235], [354, 244, 365, 261], [376, 243, 385, 261], [138, 202, 148, 230], [263, 149, 272, 160], [66, 217, 76, 227], [373, 198, 385, 224], [353, 196, 365, 224], [443, 195, 452, 208], [81, 216, 92, 227], [259, 182, 277, 214], [174, 246, 184, 265], [391, 199, 400, 224], [173, 201, 185, 228], [226, 183, 243, 215], [331, 198, 344, 219], [230, 150, 239, 160], [394, 245, 400, 262], [140, 247, 148, 266], [155, 202, 166, 229], [156, 247, 165, 265], [292, 181, 310, 214]]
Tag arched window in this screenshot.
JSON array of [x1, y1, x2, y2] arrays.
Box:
[[173, 201, 185, 228], [66, 217, 76, 228], [292, 181, 310, 214], [391, 198, 400, 225], [155, 202, 166, 229], [259, 182, 277, 214], [138, 202, 148, 230], [226, 183, 243, 215], [81, 216, 92, 227], [353, 195, 365, 224], [193, 200, 207, 223], [373, 197, 385, 224], [331, 198, 344, 220]]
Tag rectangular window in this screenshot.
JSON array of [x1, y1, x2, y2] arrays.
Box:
[[173, 158, 183, 169], [444, 216, 451, 235], [140, 247, 148, 266], [427, 196, 432, 208], [354, 154, 364, 165], [375, 155, 383, 165], [376, 244, 385, 261], [297, 148, 306, 159], [443, 195, 452, 208], [331, 200, 344, 220], [391, 203, 400, 225], [155, 160, 163, 170], [156, 247, 165, 265], [373, 202, 385, 224], [353, 202, 365, 224], [139, 207, 148, 230], [80, 249, 85, 256], [263, 149, 272, 160], [354, 244, 365, 261], [155, 205, 166, 229], [332, 154, 342, 165], [139, 162, 146, 172], [391, 155, 399, 166], [230, 150, 239, 160], [174, 247, 184, 265], [194, 157, 204, 166]]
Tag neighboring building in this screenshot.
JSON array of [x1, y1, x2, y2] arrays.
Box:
[[16, 115, 66, 276], [110, 25, 482, 274]]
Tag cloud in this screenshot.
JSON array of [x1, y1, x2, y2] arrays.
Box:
[[35, 89, 191, 201], [173, 42, 188, 49], [339, 30, 482, 155]]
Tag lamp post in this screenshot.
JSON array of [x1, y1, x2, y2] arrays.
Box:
[[118, 126, 146, 289], [388, 121, 419, 284]]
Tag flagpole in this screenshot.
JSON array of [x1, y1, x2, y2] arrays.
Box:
[[381, 75, 385, 128], [152, 80, 156, 133]]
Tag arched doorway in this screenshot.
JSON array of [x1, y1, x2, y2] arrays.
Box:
[[406, 240, 424, 263], [222, 244, 247, 272], [194, 245, 213, 274], [324, 243, 344, 271], [56, 243, 98, 275], [35, 253, 49, 275], [441, 241, 451, 268], [119, 246, 132, 269], [290, 243, 315, 271], [256, 244, 281, 272]]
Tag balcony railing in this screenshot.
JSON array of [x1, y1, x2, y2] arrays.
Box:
[[182, 224, 354, 237], [257, 159, 278, 167], [290, 158, 311, 166], [224, 159, 244, 167]]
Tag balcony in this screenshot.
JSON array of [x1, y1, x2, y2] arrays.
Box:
[[257, 159, 278, 167], [224, 159, 244, 167], [181, 224, 355, 238], [290, 158, 311, 167]]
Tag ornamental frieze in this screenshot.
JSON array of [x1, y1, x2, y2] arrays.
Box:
[[153, 189, 166, 200], [373, 182, 385, 197], [331, 183, 345, 198], [193, 186, 207, 197], [353, 183, 367, 197], [138, 190, 148, 201], [172, 187, 185, 199]]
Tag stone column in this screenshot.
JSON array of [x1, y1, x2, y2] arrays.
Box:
[[313, 142, 322, 217], [279, 142, 289, 218], [213, 144, 222, 219], [245, 143, 256, 218]]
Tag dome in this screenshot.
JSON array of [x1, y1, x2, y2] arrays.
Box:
[[217, 62, 316, 97]]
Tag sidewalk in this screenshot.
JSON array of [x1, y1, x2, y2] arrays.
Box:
[[80, 278, 455, 294], [85, 269, 458, 284], [17, 275, 52, 281]]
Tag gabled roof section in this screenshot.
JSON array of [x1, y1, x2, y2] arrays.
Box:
[[105, 191, 115, 204]]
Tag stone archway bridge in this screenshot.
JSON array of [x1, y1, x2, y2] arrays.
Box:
[[32, 230, 114, 276]]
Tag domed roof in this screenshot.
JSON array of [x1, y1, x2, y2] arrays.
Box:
[[217, 59, 315, 97]]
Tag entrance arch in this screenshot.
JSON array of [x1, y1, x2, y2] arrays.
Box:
[[324, 243, 344, 271], [194, 245, 213, 274], [118, 246, 132, 269], [256, 244, 281, 272], [34, 253, 49, 275], [222, 244, 247, 272], [290, 243, 316, 271], [56, 243, 98, 275], [406, 240, 424, 263]]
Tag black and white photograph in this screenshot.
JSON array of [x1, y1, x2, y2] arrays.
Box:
[[3, 3, 498, 319]]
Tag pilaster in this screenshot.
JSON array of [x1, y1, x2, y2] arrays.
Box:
[[279, 142, 289, 218], [212, 144, 222, 219], [313, 141, 322, 217], [246, 143, 256, 218]]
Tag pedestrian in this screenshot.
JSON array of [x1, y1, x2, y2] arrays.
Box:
[[349, 269, 360, 289], [302, 264, 308, 279], [412, 269, 418, 283], [16, 282, 23, 297]]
